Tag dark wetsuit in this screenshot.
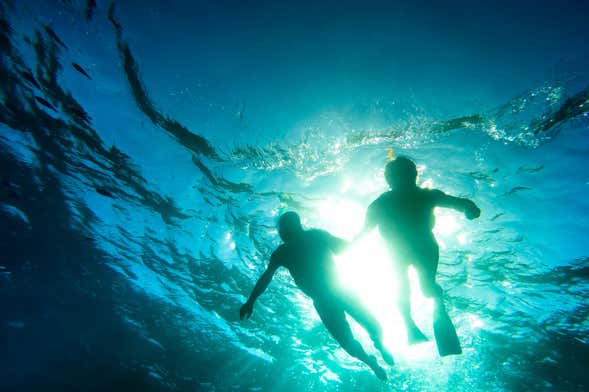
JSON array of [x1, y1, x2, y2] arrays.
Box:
[[269, 229, 384, 359], [366, 188, 447, 299], [362, 179, 479, 351]]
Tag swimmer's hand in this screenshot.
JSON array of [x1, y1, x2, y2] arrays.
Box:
[[240, 300, 254, 320], [464, 202, 481, 220]]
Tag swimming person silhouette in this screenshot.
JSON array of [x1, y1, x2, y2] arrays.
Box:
[[358, 156, 481, 356], [240, 211, 393, 380]]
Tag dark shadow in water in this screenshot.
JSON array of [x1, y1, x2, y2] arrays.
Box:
[[84, 0, 96, 22], [0, 4, 249, 390], [107, 2, 218, 160], [532, 87, 589, 133]]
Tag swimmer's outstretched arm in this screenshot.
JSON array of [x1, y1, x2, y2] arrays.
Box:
[[434, 190, 481, 220], [325, 232, 351, 254], [352, 203, 379, 244], [240, 259, 280, 320]]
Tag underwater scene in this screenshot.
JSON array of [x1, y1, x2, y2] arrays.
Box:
[[1, 1, 588, 391]]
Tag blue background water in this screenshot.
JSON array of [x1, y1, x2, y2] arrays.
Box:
[[1, 1, 588, 390]]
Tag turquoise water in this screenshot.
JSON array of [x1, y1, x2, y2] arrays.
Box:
[[1, 1, 588, 390]]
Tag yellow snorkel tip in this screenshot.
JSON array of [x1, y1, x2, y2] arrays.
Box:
[[387, 147, 395, 161]]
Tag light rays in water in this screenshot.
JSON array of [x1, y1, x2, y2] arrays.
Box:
[[308, 187, 471, 364]]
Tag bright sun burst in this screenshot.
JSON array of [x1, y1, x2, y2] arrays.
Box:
[[311, 190, 466, 362]]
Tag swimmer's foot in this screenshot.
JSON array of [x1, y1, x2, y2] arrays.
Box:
[[366, 356, 387, 381], [407, 325, 429, 345], [374, 343, 395, 366], [380, 349, 395, 366]]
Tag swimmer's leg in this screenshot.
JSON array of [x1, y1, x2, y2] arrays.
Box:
[[415, 261, 461, 356], [395, 264, 428, 344], [339, 292, 395, 365], [314, 300, 387, 381]]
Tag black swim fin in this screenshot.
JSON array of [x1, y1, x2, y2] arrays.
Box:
[[433, 308, 462, 357]]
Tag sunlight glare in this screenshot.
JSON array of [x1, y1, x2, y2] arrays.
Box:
[[433, 209, 460, 237], [314, 198, 365, 239], [313, 197, 437, 362]]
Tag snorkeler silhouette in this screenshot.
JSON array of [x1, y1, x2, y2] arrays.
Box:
[[240, 212, 393, 380], [359, 156, 480, 356]]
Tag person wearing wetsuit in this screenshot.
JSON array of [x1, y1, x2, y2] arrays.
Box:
[[240, 211, 393, 380], [361, 156, 480, 356]]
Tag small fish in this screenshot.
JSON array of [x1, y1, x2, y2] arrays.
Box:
[[490, 213, 504, 221], [34, 96, 56, 111], [18, 70, 41, 89], [506, 186, 531, 196], [43, 24, 67, 49], [72, 62, 91, 79], [517, 165, 544, 174], [468, 171, 493, 182]]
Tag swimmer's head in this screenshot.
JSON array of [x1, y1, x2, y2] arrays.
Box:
[[385, 156, 418, 188], [278, 211, 303, 243]]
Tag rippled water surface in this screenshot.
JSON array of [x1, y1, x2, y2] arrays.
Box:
[[1, 1, 588, 391]]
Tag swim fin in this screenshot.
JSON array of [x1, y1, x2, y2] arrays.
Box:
[[433, 308, 462, 357]]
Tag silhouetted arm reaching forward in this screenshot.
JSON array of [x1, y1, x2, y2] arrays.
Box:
[[240, 255, 280, 320], [353, 201, 379, 244], [434, 190, 481, 220], [324, 231, 350, 254]]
